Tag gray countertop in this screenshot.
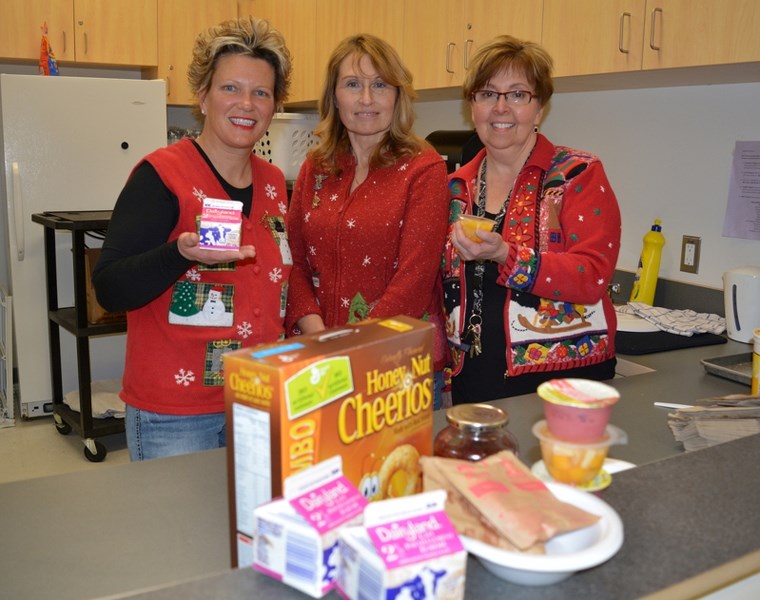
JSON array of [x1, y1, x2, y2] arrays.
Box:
[[0, 337, 755, 600]]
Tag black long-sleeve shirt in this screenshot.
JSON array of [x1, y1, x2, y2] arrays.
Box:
[[93, 144, 253, 312]]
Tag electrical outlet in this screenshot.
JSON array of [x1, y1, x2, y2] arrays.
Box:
[[680, 235, 701, 274]]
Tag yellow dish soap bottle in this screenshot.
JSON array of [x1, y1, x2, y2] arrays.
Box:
[[630, 219, 665, 305]]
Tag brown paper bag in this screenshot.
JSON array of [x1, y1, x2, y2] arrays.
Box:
[[421, 451, 599, 552]]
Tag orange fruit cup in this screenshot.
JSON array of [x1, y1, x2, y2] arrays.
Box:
[[532, 420, 627, 486], [458, 214, 496, 243]]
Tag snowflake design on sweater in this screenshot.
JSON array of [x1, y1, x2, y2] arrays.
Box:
[[330, 193, 338, 202], [398, 163, 409, 172], [192, 187, 206, 203], [265, 183, 277, 199], [347, 218, 356, 229], [175, 369, 195, 386], [362, 256, 371, 266], [237, 321, 253, 339], [309, 245, 317, 256], [304, 211, 311, 223], [341, 297, 350, 308], [185, 267, 201, 282], [269, 267, 283, 282], [278, 200, 287, 214]]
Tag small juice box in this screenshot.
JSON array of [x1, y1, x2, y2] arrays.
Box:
[[254, 456, 368, 598], [198, 197, 242, 250], [337, 490, 467, 600]]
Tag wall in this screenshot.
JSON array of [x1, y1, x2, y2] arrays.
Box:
[[412, 82, 760, 293]]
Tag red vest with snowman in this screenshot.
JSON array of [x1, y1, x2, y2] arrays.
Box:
[[120, 139, 291, 415]]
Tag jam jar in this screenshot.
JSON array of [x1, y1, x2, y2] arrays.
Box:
[[433, 403, 519, 461]]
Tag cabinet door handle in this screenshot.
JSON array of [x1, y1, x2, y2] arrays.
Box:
[[618, 12, 631, 54], [464, 39, 474, 70], [446, 42, 456, 74], [9, 163, 25, 261], [649, 7, 663, 51], [84, 32, 88, 55], [62, 31, 67, 53]]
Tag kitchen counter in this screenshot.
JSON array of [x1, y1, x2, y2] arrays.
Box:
[[0, 338, 756, 600]]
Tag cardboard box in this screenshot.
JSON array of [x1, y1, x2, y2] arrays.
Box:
[[337, 490, 467, 600], [225, 316, 435, 567], [253, 456, 367, 597]]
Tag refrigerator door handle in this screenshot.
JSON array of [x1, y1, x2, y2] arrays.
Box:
[[9, 162, 25, 261]]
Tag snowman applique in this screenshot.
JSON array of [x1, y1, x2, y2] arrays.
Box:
[[201, 286, 231, 326]]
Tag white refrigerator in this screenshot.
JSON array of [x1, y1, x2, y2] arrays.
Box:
[[0, 74, 166, 419]]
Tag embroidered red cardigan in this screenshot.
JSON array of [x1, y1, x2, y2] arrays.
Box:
[[441, 134, 621, 378]]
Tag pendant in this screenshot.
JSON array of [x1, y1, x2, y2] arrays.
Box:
[[466, 321, 482, 358], [312, 193, 321, 208], [313, 174, 327, 191]]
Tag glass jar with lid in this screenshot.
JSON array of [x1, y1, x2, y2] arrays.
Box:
[[433, 403, 519, 461]]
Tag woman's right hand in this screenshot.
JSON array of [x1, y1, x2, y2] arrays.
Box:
[[176, 231, 256, 265], [452, 221, 508, 264], [297, 313, 327, 335]]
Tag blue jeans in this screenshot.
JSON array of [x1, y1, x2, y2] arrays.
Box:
[[125, 405, 226, 461]]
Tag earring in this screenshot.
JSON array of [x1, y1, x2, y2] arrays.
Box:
[[533, 125, 539, 133]]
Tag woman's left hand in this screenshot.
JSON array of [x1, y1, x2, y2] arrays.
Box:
[[452, 222, 508, 264]]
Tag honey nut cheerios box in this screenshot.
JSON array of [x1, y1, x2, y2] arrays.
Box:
[[223, 316, 434, 568]]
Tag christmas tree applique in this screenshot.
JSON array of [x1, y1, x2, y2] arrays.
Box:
[[170, 280, 200, 318], [347, 292, 370, 324]]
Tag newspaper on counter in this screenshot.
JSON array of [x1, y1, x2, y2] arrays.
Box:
[[667, 394, 760, 451]]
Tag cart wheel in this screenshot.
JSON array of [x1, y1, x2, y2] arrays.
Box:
[[83, 439, 107, 463], [54, 414, 72, 435]]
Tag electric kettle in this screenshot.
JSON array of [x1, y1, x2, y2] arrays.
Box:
[[723, 266, 760, 342]]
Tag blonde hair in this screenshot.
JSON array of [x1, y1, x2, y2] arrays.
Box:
[[463, 35, 554, 106], [310, 34, 427, 175], [187, 17, 292, 122]]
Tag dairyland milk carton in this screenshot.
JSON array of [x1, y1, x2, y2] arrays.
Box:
[[337, 490, 467, 600], [254, 456, 367, 598], [224, 316, 434, 567]]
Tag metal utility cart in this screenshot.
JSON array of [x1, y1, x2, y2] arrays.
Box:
[[32, 210, 125, 462]]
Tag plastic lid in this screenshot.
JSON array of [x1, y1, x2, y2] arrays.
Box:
[[536, 378, 620, 409], [445, 403, 509, 431]]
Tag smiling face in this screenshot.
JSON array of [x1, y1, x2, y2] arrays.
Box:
[[470, 67, 544, 157], [197, 53, 276, 154], [334, 53, 398, 149]]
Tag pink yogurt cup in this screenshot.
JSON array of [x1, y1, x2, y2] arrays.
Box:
[[537, 379, 621, 443]]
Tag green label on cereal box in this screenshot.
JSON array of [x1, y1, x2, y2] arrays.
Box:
[[285, 357, 354, 418]]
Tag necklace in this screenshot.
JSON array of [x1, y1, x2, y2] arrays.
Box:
[[464, 158, 514, 358]]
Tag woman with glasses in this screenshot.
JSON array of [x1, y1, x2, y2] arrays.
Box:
[[442, 35, 621, 403], [286, 34, 450, 408]]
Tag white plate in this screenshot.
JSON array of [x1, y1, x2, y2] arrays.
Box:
[[460, 482, 625, 586]]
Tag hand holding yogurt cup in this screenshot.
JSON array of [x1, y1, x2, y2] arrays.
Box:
[[458, 214, 496, 242]]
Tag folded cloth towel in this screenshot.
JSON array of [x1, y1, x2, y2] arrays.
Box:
[[627, 302, 726, 337]]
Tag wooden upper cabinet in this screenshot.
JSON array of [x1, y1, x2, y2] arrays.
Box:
[[403, 0, 463, 90], [542, 0, 646, 77], [642, 0, 760, 69], [240, 0, 319, 105], [157, 0, 237, 106], [403, 0, 544, 91], [314, 0, 406, 95], [73, 0, 158, 66], [0, 1, 75, 62]]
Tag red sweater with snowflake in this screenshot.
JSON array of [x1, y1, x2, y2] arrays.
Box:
[[286, 147, 449, 367], [121, 139, 291, 415]]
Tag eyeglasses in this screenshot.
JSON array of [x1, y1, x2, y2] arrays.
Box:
[[471, 90, 535, 106]]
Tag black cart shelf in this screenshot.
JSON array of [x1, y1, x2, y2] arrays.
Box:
[[32, 210, 125, 462]]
